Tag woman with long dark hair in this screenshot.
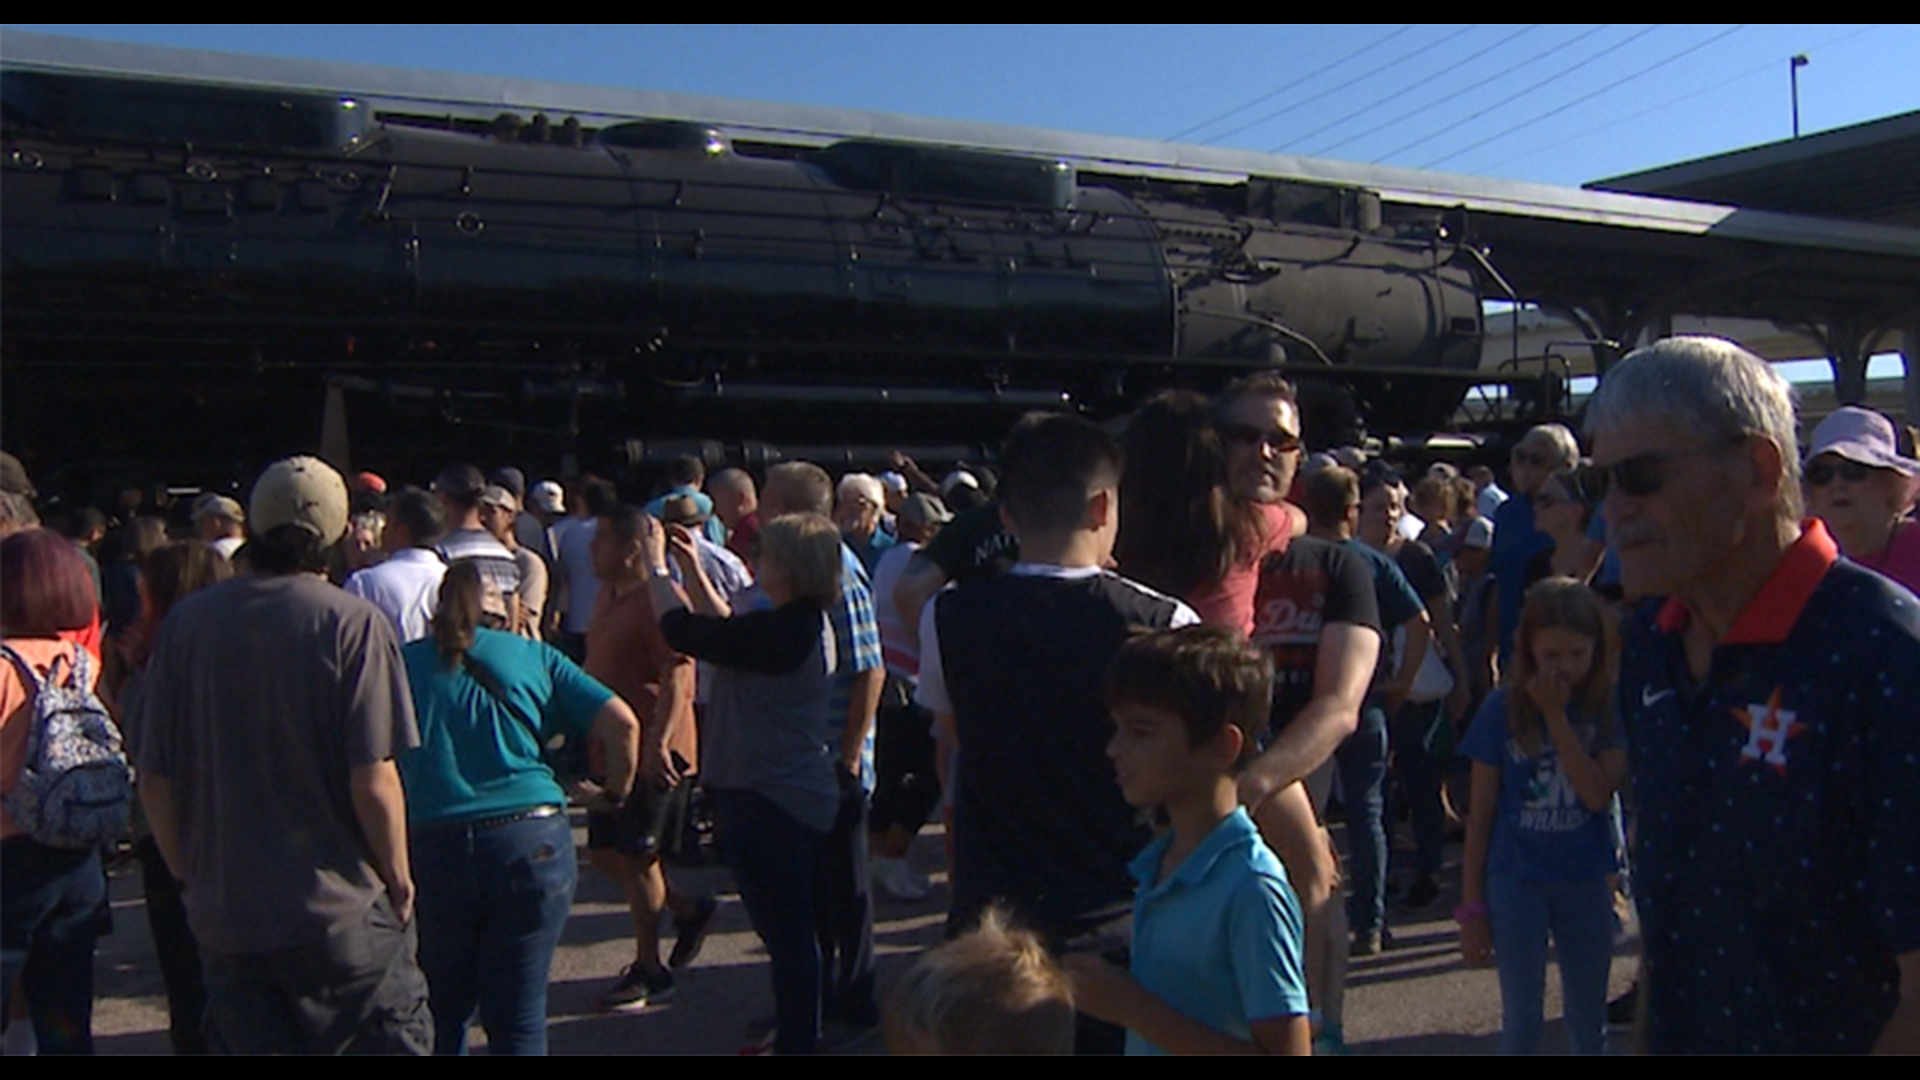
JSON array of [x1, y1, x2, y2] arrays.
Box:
[[398, 562, 641, 1055], [1114, 386, 1352, 1050], [1116, 390, 1296, 635]]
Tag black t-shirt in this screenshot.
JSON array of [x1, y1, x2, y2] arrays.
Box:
[[929, 567, 1193, 941], [1250, 536, 1381, 736], [921, 500, 1018, 585], [1395, 539, 1450, 608]]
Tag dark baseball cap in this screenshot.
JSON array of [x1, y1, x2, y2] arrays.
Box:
[[434, 464, 487, 501]]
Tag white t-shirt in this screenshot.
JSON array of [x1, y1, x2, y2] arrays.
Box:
[[343, 548, 446, 642]]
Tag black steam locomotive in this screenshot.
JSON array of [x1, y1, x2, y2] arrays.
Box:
[[2, 69, 1488, 482]]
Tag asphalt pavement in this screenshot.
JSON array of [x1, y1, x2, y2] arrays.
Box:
[[82, 813, 1635, 1055]]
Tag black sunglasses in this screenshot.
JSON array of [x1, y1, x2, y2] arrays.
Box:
[[1222, 423, 1302, 455], [1597, 437, 1745, 498], [1804, 459, 1879, 487]]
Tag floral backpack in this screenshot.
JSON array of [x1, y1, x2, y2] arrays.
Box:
[[2, 643, 133, 848]]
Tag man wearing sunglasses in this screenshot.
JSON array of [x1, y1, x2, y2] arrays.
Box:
[[1587, 335, 1920, 1055], [1220, 373, 1378, 1051]]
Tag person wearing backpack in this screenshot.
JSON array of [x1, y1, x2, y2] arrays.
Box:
[[2, 528, 115, 1056]]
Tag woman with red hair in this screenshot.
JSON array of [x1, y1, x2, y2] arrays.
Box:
[[2, 528, 108, 1055]]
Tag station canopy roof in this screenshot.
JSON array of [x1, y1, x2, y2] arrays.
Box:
[[1588, 110, 1920, 229]]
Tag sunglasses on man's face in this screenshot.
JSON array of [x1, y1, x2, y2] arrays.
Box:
[[1597, 437, 1745, 499], [1804, 458, 1879, 487], [1511, 449, 1551, 469], [1222, 423, 1301, 455]]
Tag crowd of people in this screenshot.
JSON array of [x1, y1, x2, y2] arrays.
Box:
[[2, 334, 1916, 1055]]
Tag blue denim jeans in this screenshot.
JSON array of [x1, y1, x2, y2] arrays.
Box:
[[0, 837, 106, 1055], [710, 787, 824, 1055], [413, 810, 576, 1055], [1390, 698, 1449, 877], [1487, 874, 1612, 1055], [1336, 701, 1390, 936]]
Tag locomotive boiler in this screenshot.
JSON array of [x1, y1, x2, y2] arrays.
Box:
[[1, 69, 1487, 482]]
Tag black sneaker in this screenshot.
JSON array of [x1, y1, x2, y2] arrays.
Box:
[[669, 896, 719, 970], [1607, 982, 1639, 1029], [597, 963, 675, 1012], [1402, 874, 1442, 911], [1349, 929, 1386, 958]]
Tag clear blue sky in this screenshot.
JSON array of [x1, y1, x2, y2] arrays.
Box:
[[7, 24, 1915, 188]]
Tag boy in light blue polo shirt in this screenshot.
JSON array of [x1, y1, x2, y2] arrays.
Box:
[[1065, 626, 1311, 1055]]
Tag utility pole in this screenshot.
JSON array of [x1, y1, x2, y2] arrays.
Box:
[[1790, 54, 1809, 138]]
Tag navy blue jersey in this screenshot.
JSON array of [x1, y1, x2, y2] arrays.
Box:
[[1620, 521, 1920, 1054]]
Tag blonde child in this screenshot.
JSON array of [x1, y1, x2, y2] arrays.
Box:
[[885, 907, 1075, 1055]]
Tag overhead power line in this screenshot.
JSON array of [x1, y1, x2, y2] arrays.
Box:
[[1370, 23, 1664, 164], [1421, 24, 1750, 170], [1272, 24, 1540, 154], [1202, 23, 1483, 146], [1304, 23, 1611, 158], [1478, 23, 1882, 173], [1165, 25, 1415, 143]]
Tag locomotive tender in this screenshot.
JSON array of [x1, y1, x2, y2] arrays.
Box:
[[2, 68, 1491, 479]]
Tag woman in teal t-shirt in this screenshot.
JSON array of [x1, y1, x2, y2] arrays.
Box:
[[399, 563, 640, 1055]]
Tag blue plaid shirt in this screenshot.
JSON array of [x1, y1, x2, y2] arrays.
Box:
[[828, 543, 883, 790]]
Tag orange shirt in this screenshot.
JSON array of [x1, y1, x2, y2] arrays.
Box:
[[584, 581, 697, 773], [2, 638, 101, 839]]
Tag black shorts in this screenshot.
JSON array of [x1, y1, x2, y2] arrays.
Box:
[[585, 778, 691, 860], [871, 686, 941, 834]]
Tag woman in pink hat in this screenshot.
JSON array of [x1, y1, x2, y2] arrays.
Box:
[[1803, 405, 1920, 594]]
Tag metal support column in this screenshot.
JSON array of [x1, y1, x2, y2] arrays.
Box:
[[1903, 326, 1920, 426]]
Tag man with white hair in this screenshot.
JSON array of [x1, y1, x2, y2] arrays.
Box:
[[836, 472, 896, 576], [1589, 335, 1920, 1054]]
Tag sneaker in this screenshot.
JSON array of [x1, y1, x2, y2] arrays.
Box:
[[1312, 1020, 1350, 1056], [872, 856, 932, 901], [1348, 927, 1392, 957], [669, 896, 719, 970], [597, 963, 675, 1012], [1402, 873, 1441, 911]]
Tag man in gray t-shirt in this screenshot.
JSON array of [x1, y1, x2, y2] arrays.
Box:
[[135, 456, 431, 1054]]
